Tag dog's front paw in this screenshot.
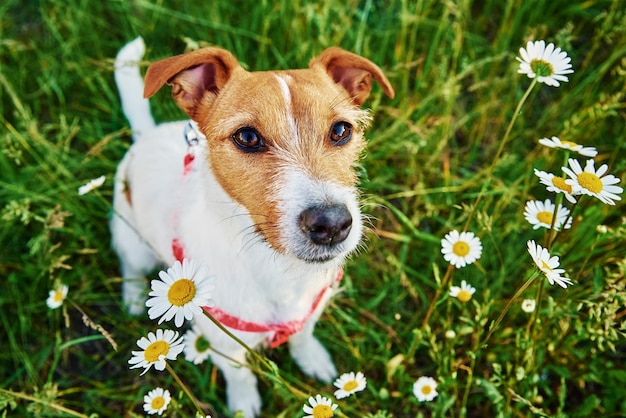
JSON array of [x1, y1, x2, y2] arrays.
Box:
[[290, 335, 338, 382], [227, 379, 261, 418], [122, 278, 147, 315]]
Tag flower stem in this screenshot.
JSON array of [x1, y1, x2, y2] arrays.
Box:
[[0, 388, 89, 418], [549, 196, 580, 249], [201, 310, 309, 399], [407, 264, 454, 359], [460, 353, 476, 414], [545, 192, 564, 251], [524, 276, 546, 371], [480, 272, 538, 347], [464, 78, 538, 231], [201, 310, 271, 369], [165, 362, 205, 415]]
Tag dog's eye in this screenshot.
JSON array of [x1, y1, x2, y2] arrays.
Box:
[[329, 122, 352, 146], [232, 127, 265, 152]]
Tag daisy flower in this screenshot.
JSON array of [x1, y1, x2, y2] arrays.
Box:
[[333, 371, 367, 399], [449, 280, 476, 303], [46, 284, 68, 309], [441, 230, 483, 268], [302, 394, 338, 418], [183, 324, 212, 365], [128, 329, 185, 375], [523, 199, 572, 231], [516, 40, 573, 87], [534, 169, 579, 204], [521, 299, 536, 313], [526, 240, 573, 288], [143, 387, 171, 415], [78, 175, 106, 195], [562, 158, 623, 205], [146, 258, 216, 328], [413, 376, 438, 402], [538, 136, 597, 157]]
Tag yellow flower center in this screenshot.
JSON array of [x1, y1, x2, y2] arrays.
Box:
[[53, 290, 64, 303], [168, 278, 196, 306], [561, 140, 578, 148], [530, 59, 554, 77], [577, 172, 603, 194], [421, 385, 433, 395], [144, 340, 170, 362], [452, 241, 470, 257], [551, 176, 572, 193], [457, 289, 472, 303], [312, 405, 334, 418], [540, 260, 552, 272], [151, 396, 165, 410], [343, 380, 359, 392], [536, 211, 553, 225]]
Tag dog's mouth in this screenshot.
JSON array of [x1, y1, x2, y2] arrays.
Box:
[[294, 244, 349, 264]]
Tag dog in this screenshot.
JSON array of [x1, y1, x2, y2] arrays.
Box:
[[111, 37, 393, 416]]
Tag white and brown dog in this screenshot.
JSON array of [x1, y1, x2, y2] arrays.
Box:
[[111, 37, 393, 416]]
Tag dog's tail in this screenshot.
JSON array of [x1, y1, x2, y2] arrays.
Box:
[[114, 36, 156, 141]]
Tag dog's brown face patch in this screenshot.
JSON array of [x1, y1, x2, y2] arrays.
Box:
[[197, 68, 370, 254]]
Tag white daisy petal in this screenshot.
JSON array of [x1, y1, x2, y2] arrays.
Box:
[[562, 158, 623, 205], [517, 40, 573, 87], [537, 136, 597, 157], [523, 199, 572, 231], [526, 240, 573, 288], [128, 329, 184, 375], [413, 376, 439, 402], [145, 258, 216, 327], [449, 280, 476, 303], [333, 371, 367, 399], [78, 175, 106, 195], [183, 324, 212, 365], [441, 230, 482, 269], [143, 387, 171, 415], [521, 299, 536, 313], [46, 284, 68, 309], [302, 394, 338, 417], [534, 169, 579, 203]]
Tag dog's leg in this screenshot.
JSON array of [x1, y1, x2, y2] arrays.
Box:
[[194, 315, 263, 417], [288, 307, 338, 382], [110, 212, 159, 315], [210, 347, 261, 417]]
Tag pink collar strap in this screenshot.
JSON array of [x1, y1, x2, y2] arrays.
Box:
[[203, 267, 342, 349]]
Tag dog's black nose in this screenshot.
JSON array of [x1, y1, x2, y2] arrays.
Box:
[[299, 204, 353, 246]]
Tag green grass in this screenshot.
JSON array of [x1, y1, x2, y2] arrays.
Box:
[[2, 0, 625, 416]]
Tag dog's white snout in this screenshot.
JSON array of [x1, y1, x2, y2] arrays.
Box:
[[298, 204, 353, 246]]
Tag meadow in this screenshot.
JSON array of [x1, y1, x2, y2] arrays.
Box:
[[1, 0, 625, 416]]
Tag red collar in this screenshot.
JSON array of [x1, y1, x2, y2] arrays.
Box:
[[177, 239, 343, 348], [172, 129, 343, 347], [202, 268, 342, 348]]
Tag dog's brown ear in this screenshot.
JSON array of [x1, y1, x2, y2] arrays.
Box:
[[310, 47, 395, 106], [143, 47, 241, 118]]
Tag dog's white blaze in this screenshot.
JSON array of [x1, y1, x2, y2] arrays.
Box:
[[274, 74, 298, 142]]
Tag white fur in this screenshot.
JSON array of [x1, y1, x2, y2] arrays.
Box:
[[113, 37, 155, 140], [111, 38, 359, 417]]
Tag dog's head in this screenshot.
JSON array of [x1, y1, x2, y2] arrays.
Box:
[[144, 47, 394, 264]]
